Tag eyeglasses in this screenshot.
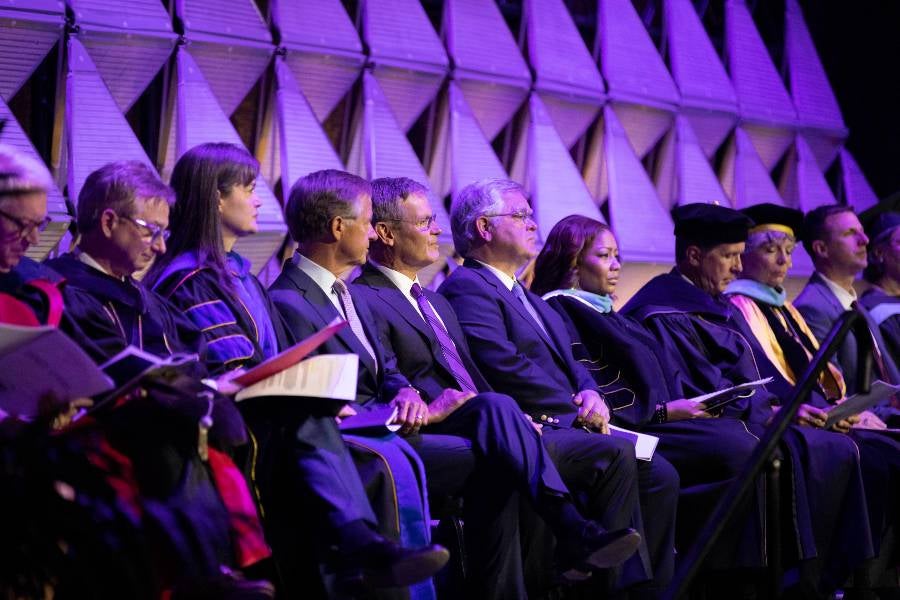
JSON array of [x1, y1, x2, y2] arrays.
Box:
[[119, 214, 170, 243], [0, 207, 52, 237], [384, 214, 439, 231], [484, 209, 535, 223]]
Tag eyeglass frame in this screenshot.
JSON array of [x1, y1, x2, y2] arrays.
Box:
[[483, 209, 536, 224], [117, 213, 171, 243], [381, 214, 440, 231], [0, 206, 52, 237]]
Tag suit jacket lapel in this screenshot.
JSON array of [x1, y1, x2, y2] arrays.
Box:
[[358, 265, 452, 375], [284, 262, 379, 376], [464, 260, 563, 361]]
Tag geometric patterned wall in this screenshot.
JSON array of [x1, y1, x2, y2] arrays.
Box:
[[0, 0, 880, 282]]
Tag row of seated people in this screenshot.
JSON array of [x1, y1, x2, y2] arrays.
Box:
[[0, 140, 897, 599]]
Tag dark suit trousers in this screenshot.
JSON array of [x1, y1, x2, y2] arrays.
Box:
[[541, 427, 679, 593], [405, 429, 524, 600]]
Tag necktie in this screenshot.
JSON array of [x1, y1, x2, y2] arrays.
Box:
[[333, 278, 377, 370], [410, 283, 478, 394], [512, 281, 552, 343]]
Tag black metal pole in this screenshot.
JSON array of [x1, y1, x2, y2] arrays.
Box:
[[663, 308, 874, 599]]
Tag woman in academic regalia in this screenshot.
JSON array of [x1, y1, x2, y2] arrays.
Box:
[[145, 143, 440, 600], [725, 203, 900, 594], [861, 211, 900, 365], [530, 215, 767, 574]]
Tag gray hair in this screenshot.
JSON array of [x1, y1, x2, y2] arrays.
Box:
[[0, 144, 53, 204], [450, 179, 525, 257], [371, 177, 430, 223], [744, 229, 795, 252]]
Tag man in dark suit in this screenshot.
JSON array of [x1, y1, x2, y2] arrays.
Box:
[[794, 205, 900, 404], [270, 170, 640, 599], [437, 178, 679, 596], [353, 177, 642, 588]]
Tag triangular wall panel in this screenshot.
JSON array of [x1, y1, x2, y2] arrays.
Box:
[[65, 37, 155, 202], [784, 0, 844, 131], [176, 0, 273, 115], [346, 72, 450, 243], [443, 0, 532, 140], [523, 0, 605, 148], [273, 58, 344, 195], [784, 0, 846, 169], [655, 115, 730, 209], [0, 8, 63, 101], [0, 96, 69, 259], [662, 0, 738, 157], [779, 134, 836, 213], [608, 102, 675, 159], [77, 32, 174, 112], [273, 0, 365, 123], [595, 0, 678, 157], [428, 82, 507, 201], [724, 0, 796, 169], [361, 0, 448, 131], [71, 0, 176, 113], [718, 127, 785, 209], [600, 105, 675, 263], [837, 148, 879, 213], [187, 39, 272, 116], [68, 0, 172, 31], [509, 93, 602, 240], [164, 47, 286, 273], [177, 0, 270, 42], [596, 0, 680, 107]]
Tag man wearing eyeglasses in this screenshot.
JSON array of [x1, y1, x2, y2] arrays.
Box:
[[352, 177, 645, 595], [437, 179, 679, 597], [45, 161, 203, 359]]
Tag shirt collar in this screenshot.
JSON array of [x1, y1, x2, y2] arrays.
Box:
[[293, 252, 338, 296], [76, 248, 124, 281], [817, 271, 857, 310], [369, 259, 420, 299], [474, 259, 517, 291]]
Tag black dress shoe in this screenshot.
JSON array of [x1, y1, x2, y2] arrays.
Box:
[[334, 540, 450, 590], [557, 522, 642, 580]]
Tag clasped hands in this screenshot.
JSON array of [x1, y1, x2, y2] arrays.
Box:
[[389, 387, 475, 435], [573, 389, 611, 434]]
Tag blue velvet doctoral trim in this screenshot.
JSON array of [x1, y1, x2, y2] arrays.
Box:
[[226, 252, 278, 360], [542, 288, 614, 313], [725, 278, 787, 307]]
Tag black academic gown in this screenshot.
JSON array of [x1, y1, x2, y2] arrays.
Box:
[[547, 294, 766, 570], [0, 257, 105, 361], [622, 270, 874, 589], [861, 287, 900, 366], [45, 253, 206, 361], [153, 253, 412, 599], [728, 292, 900, 566]]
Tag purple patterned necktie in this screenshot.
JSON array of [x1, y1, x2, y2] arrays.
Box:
[[410, 283, 478, 394], [333, 278, 377, 372]]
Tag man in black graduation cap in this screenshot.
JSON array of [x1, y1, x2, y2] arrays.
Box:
[[621, 202, 875, 596]]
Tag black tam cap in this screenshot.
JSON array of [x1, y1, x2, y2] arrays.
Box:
[[867, 211, 900, 244], [741, 203, 803, 238], [672, 203, 753, 245]]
